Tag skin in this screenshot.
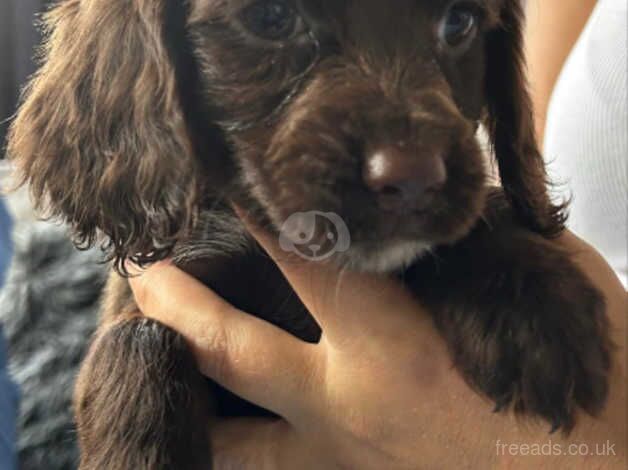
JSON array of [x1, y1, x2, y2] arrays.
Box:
[[129, 218, 626, 470], [525, 0, 598, 144]]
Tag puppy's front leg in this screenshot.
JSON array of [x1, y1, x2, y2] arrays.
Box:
[[407, 191, 613, 433], [74, 317, 213, 470]]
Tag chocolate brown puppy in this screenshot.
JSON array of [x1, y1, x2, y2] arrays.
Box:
[[8, 1, 612, 468]]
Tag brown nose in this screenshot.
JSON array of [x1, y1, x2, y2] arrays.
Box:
[[363, 145, 447, 212]]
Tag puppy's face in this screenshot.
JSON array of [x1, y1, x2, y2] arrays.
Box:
[[189, 0, 494, 270], [10, 0, 562, 272]]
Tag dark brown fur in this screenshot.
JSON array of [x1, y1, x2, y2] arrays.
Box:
[[8, 1, 611, 468]]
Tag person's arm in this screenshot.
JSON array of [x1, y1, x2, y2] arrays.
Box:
[[129, 226, 626, 470], [525, 0, 598, 144], [0, 200, 17, 470], [0, 327, 18, 470]]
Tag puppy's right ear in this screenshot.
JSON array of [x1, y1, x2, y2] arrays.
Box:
[[483, 0, 567, 237], [8, 0, 221, 267]]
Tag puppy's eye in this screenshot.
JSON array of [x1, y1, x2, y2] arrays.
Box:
[[439, 2, 480, 52], [240, 1, 299, 41]]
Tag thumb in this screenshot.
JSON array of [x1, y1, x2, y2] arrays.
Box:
[[128, 261, 321, 420]]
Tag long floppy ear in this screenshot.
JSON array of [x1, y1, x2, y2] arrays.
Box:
[[8, 0, 225, 269], [483, 0, 566, 237]]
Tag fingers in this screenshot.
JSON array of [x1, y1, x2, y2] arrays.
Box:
[[236, 209, 432, 344], [128, 262, 321, 419]]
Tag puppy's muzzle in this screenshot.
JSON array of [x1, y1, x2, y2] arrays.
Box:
[[363, 144, 448, 214], [360, 89, 473, 215]]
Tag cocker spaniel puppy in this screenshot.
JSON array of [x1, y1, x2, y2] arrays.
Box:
[[8, 0, 612, 468]]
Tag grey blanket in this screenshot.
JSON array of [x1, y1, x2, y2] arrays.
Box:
[[0, 221, 106, 470]]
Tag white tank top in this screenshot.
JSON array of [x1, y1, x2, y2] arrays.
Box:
[[544, 0, 627, 287]]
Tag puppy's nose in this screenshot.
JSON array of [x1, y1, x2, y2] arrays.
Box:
[[363, 145, 447, 212]]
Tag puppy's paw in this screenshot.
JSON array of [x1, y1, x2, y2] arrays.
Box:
[[410, 224, 613, 433], [75, 317, 213, 469], [466, 268, 611, 433]]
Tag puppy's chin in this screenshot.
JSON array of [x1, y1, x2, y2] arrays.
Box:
[[342, 240, 431, 273]]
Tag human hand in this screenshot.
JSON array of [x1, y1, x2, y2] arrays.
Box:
[[129, 226, 626, 470]]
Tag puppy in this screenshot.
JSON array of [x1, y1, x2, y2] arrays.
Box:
[[8, 0, 612, 468]]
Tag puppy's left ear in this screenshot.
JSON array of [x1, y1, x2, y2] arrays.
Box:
[[484, 0, 566, 236], [7, 0, 227, 270]]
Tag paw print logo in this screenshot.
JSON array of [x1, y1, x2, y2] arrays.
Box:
[[279, 212, 351, 261]]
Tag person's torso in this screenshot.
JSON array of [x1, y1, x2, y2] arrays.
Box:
[[544, 0, 628, 287]]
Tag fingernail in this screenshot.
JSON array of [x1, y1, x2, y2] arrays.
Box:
[[124, 259, 142, 276]]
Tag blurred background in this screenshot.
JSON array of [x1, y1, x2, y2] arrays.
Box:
[[1, 1, 48, 148], [0, 1, 625, 470]]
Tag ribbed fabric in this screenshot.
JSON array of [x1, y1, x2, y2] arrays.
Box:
[[545, 0, 627, 287]]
